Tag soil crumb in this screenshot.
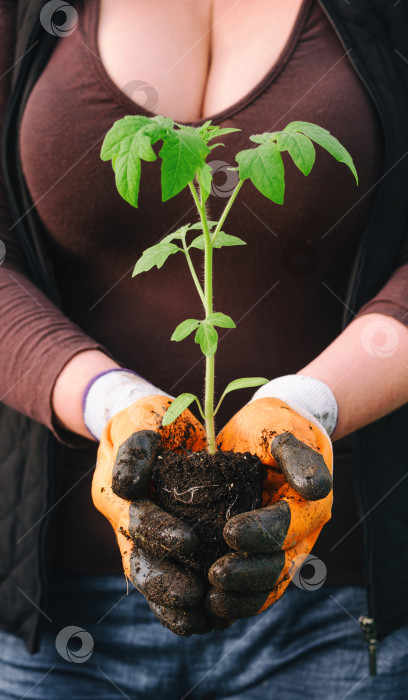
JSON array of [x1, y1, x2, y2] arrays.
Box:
[[152, 450, 266, 579]]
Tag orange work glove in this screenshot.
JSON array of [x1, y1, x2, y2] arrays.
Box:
[[205, 374, 335, 623], [87, 377, 208, 636]]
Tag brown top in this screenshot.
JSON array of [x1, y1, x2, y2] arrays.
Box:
[[1, 0, 407, 583]]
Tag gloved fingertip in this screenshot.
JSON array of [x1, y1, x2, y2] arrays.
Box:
[[271, 432, 332, 501], [129, 499, 199, 557], [147, 601, 207, 637], [129, 548, 204, 608], [208, 551, 285, 592], [223, 500, 291, 554], [112, 430, 161, 500], [205, 588, 269, 621]]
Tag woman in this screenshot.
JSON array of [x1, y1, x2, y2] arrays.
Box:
[[0, 0, 408, 697]]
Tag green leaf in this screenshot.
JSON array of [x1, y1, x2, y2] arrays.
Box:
[[151, 115, 174, 132], [132, 242, 181, 276], [195, 321, 218, 357], [276, 132, 316, 176], [100, 116, 152, 161], [162, 393, 200, 426], [189, 221, 218, 230], [171, 318, 200, 342], [190, 232, 246, 250], [101, 115, 173, 207], [196, 163, 213, 203], [113, 148, 142, 208], [249, 133, 277, 144], [285, 121, 358, 184], [160, 224, 191, 245], [212, 232, 247, 248], [198, 123, 241, 144], [214, 377, 269, 415], [206, 312, 236, 328], [159, 127, 210, 201], [236, 142, 285, 204]]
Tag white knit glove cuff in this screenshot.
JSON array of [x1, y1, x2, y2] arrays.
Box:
[[82, 369, 171, 441], [248, 374, 338, 437]]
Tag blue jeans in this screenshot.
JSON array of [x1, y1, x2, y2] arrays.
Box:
[[0, 575, 407, 699]]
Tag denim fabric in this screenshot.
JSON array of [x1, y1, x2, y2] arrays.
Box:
[[0, 575, 407, 699]]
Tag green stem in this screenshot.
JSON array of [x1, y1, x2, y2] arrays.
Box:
[[188, 182, 216, 453], [211, 180, 244, 246], [182, 239, 206, 306]]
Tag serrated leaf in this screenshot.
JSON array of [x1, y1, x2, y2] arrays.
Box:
[[101, 115, 171, 207], [132, 242, 181, 276], [285, 121, 358, 184], [276, 131, 316, 176], [211, 232, 246, 247], [162, 393, 199, 426], [151, 115, 174, 131], [160, 224, 191, 245], [133, 130, 157, 162], [196, 163, 212, 203], [214, 377, 269, 415], [249, 133, 277, 144], [100, 116, 152, 161], [190, 232, 246, 250], [189, 221, 218, 230], [188, 235, 206, 250], [198, 123, 241, 144], [195, 321, 218, 357], [236, 142, 285, 204], [206, 312, 236, 328], [171, 318, 200, 341], [159, 127, 210, 201], [113, 147, 142, 207]]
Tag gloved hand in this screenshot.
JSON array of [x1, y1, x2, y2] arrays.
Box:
[[84, 369, 208, 635], [206, 374, 335, 623]]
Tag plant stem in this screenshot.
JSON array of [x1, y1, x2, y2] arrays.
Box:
[[211, 180, 244, 246], [182, 239, 206, 306], [188, 182, 216, 453]]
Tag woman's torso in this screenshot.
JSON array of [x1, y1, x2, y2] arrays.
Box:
[[97, 0, 306, 122], [19, 0, 381, 580]]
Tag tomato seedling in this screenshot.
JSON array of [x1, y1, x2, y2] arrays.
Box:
[[101, 117, 357, 453]]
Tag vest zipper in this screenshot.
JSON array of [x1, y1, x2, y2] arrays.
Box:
[[359, 615, 378, 676], [318, 0, 385, 674]]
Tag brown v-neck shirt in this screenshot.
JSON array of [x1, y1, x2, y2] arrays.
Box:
[[1, 0, 407, 583]]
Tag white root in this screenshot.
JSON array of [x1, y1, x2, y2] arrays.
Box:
[[162, 484, 220, 504]]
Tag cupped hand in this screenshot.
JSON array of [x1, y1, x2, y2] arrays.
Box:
[[92, 394, 209, 636], [205, 397, 333, 622]]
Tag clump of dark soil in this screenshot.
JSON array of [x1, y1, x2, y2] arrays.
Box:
[[151, 449, 266, 580]]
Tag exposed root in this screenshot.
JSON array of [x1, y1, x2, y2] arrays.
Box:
[[162, 484, 220, 504], [226, 494, 238, 520]]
